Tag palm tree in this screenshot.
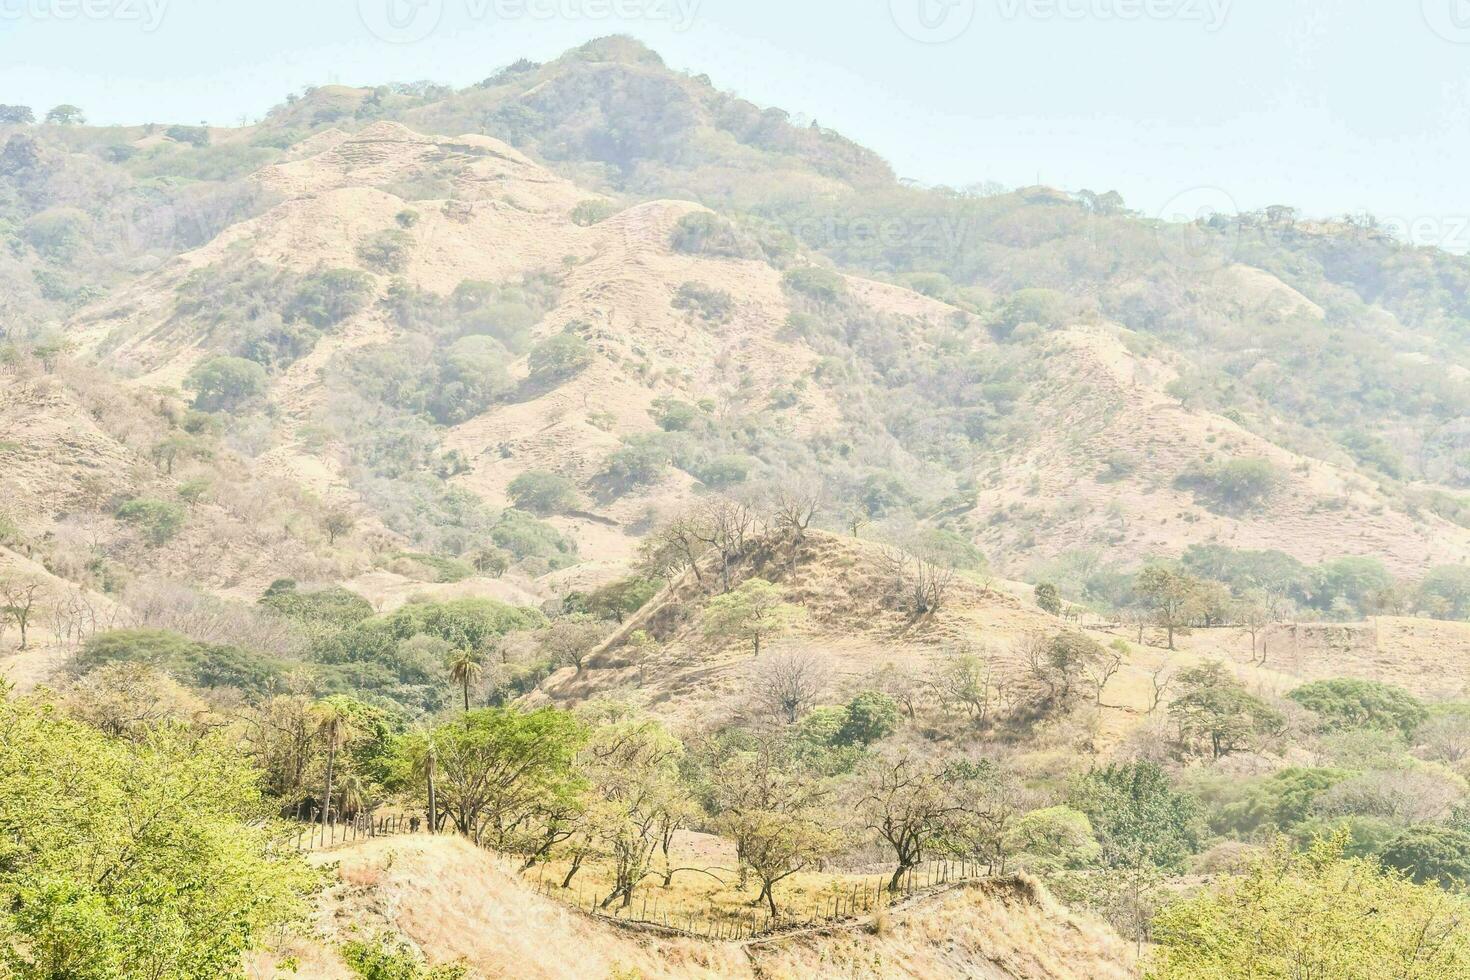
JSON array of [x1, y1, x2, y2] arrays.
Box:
[[310, 697, 359, 832], [447, 648, 485, 713], [405, 727, 440, 834]]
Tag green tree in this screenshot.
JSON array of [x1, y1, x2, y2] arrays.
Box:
[[115, 498, 186, 546], [507, 470, 579, 515], [527, 332, 592, 385], [1171, 661, 1284, 759], [1071, 762, 1202, 876], [0, 105, 34, 124], [1418, 565, 1470, 621], [1288, 678, 1429, 738], [447, 647, 484, 712], [430, 708, 587, 848], [703, 578, 803, 657], [1136, 565, 1203, 650], [184, 355, 268, 412], [311, 696, 363, 828], [835, 691, 899, 746], [1034, 581, 1063, 616], [1148, 834, 1470, 978], [43, 103, 84, 124], [0, 695, 315, 978], [1379, 825, 1470, 889]]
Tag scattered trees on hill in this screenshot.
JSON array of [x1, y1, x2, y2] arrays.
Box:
[[184, 355, 267, 412], [704, 578, 801, 658]]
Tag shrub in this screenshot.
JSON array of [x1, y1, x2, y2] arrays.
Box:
[[507, 470, 579, 515], [570, 199, 618, 226], [1379, 825, 1470, 889], [184, 355, 268, 412], [669, 212, 760, 259], [1287, 679, 1428, 738], [490, 510, 577, 570], [835, 691, 899, 746], [286, 268, 374, 328], [782, 266, 847, 303], [671, 281, 734, 322], [526, 332, 592, 385], [603, 435, 669, 490], [356, 229, 414, 273], [1176, 457, 1284, 513], [114, 498, 185, 545]]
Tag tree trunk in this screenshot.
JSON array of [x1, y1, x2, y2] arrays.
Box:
[[562, 852, 584, 889], [888, 861, 912, 893], [425, 755, 437, 833], [462, 680, 470, 713], [756, 881, 777, 918], [320, 737, 336, 831]]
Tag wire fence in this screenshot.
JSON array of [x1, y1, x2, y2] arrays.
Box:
[[515, 856, 994, 941], [289, 813, 419, 852], [287, 819, 991, 942]]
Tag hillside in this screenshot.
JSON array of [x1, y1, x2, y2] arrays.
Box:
[[248, 834, 1135, 980]]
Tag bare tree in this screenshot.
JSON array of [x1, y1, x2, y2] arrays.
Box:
[[1146, 661, 1176, 716], [768, 479, 822, 543], [0, 574, 45, 650], [692, 496, 755, 592], [877, 544, 955, 617], [1084, 641, 1126, 706], [750, 650, 830, 724], [640, 513, 711, 584], [926, 646, 997, 724]]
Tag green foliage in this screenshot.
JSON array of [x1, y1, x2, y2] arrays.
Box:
[[1171, 661, 1284, 759], [77, 629, 284, 697], [602, 434, 671, 490], [994, 287, 1069, 337], [1288, 679, 1428, 738], [1071, 762, 1202, 874], [1311, 557, 1394, 615], [507, 470, 579, 515], [1206, 768, 1355, 837], [703, 578, 802, 657], [356, 229, 414, 273], [489, 509, 578, 570], [671, 281, 734, 322], [1034, 582, 1062, 615], [1418, 565, 1470, 620], [670, 211, 761, 259], [183, 355, 267, 412], [114, 498, 185, 545], [287, 268, 375, 328], [570, 198, 618, 226], [526, 331, 592, 385], [834, 691, 898, 746], [1379, 825, 1470, 889], [1006, 806, 1102, 871], [259, 581, 375, 634], [342, 933, 468, 980], [1148, 834, 1470, 978], [0, 696, 316, 978], [586, 576, 662, 624], [164, 124, 210, 147], [782, 266, 847, 303], [1176, 457, 1284, 514]]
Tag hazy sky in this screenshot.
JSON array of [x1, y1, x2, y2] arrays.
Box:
[[2, 0, 1468, 248]]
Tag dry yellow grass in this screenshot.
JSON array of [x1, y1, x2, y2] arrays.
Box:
[[246, 834, 1135, 980]]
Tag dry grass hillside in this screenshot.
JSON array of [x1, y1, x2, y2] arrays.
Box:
[[538, 529, 1470, 749], [33, 119, 1465, 589], [248, 835, 1135, 980]]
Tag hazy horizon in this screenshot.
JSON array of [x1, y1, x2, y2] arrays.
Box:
[[2, 1, 1468, 248]]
